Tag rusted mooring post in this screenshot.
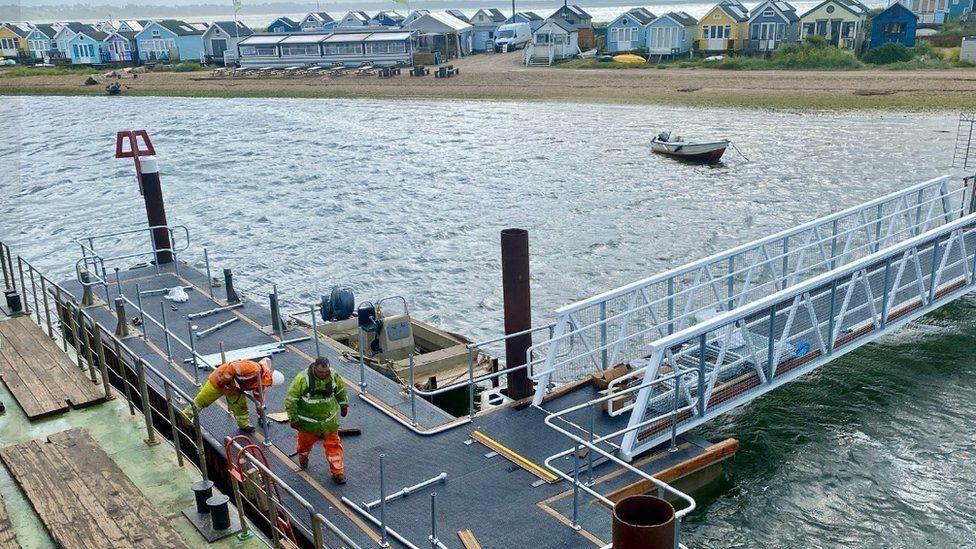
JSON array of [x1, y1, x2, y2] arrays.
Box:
[[501, 228, 533, 401]]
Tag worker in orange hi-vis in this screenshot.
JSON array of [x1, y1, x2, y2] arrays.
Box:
[[284, 356, 349, 484], [182, 357, 285, 433]]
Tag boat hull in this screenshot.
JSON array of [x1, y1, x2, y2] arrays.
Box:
[[651, 139, 729, 162]]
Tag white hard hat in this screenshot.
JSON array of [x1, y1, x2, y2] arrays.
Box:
[[271, 370, 285, 387]]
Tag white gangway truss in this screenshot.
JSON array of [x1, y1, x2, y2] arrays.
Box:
[[529, 176, 976, 461]]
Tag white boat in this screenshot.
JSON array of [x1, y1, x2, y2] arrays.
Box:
[[651, 131, 730, 162]]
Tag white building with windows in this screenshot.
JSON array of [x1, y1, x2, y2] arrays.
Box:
[[645, 12, 698, 56], [237, 29, 417, 68], [202, 21, 252, 64], [524, 19, 579, 66]]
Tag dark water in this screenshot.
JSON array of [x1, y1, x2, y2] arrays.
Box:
[[1, 96, 974, 546]]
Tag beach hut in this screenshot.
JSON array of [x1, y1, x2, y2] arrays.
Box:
[[135, 20, 208, 62], [371, 12, 405, 27], [299, 12, 336, 31], [645, 12, 698, 57], [526, 19, 579, 65], [268, 17, 300, 33], [105, 31, 137, 62], [116, 20, 148, 33], [606, 8, 656, 53], [798, 0, 868, 49], [470, 8, 507, 51], [746, 0, 799, 53], [26, 24, 58, 59], [962, 35, 976, 63], [869, 3, 918, 48], [902, 0, 973, 24], [337, 11, 372, 28], [67, 30, 109, 64], [405, 12, 474, 58], [237, 29, 417, 68], [505, 12, 545, 31], [547, 4, 594, 50], [445, 10, 472, 24], [402, 10, 431, 27], [0, 23, 30, 58], [53, 23, 96, 61], [696, 0, 750, 53], [202, 21, 252, 64]]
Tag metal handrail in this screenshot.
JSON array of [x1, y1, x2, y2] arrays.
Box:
[[74, 224, 191, 287]]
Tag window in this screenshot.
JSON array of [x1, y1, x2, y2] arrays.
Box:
[[365, 41, 406, 54], [0, 38, 16, 50], [281, 44, 318, 56], [841, 21, 855, 37], [714, 13, 721, 19], [816, 20, 828, 35], [882, 22, 907, 35], [323, 42, 362, 55], [152, 29, 160, 38], [763, 9, 775, 16], [611, 27, 618, 42], [826, 4, 836, 13], [240, 45, 277, 56], [803, 22, 815, 35]]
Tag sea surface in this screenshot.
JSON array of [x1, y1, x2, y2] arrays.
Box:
[[1, 96, 974, 547]]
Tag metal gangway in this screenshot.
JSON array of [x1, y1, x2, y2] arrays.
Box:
[[529, 176, 976, 462], [953, 112, 976, 169]]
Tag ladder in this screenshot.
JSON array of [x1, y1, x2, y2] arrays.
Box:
[[952, 112, 976, 169]]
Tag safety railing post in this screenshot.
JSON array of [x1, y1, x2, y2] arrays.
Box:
[[586, 406, 595, 485], [137, 359, 159, 446], [358, 328, 367, 393], [599, 301, 607, 370], [827, 280, 838, 354], [163, 384, 184, 467], [28, 266, 39, 321], [928, 239, 940, 303], [0, 243, 9, 289], [257, 371, 271, 448], [3, 245, 14, 291], [68, 302, 84, 370], [80, 312, 98, 383], [666, 278, 675, 335], [830, 219, 839, 269], [310, 304, 321, 357], [698, 333, 707, 416], [379, 454, 389, 547], [310, 511, 323, 548], [92, 320, 113, 400], [467, 348, 475, 419], [880, 256, 892, 327], [187, 320, 200, 387], [571, 442, 581, 531], [429, 492, 438, 549], [261, 471, 281, 547], [727, 256, 735, 310], [135, 283, 147, 341], [203, 247, 214, 299], [669, 370, 679, 453], [54, 286, 68, 352], [409, 352, 417, 426], [100, 257, 110, 305], [16, 256, 28, 315], [114, 339, 136, 415], [780, 236, 789, 290], [191, 404, 209, 482], [766, 306, 777, 380], [40, 276, 53, 339], [160, 301, 172, 362], [230, 475, 252, 542], [114, 267, 123, 297]]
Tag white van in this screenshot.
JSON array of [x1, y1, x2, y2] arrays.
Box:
[[494, 22, 531, 51]]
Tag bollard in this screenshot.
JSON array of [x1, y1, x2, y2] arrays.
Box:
[[611, 495, 676, 549], [192, 480, 215, 514], [207, 494, 231, 531], [500, 228, 533, 400], [224, 268, 239, 303], [269, 287, 283, 337], [138, 156, 173, 265], [114, 297, 129, 338], [79, 269, 95, 306], [3, 290, 22, 314]]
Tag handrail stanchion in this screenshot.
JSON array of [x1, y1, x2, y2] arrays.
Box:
[[191, 403, 209, 482], [230, 474, 251, 542], [310, 511, 324, 548], [187, 319, 200, 386], [571, 442, 581, 531], [163, 384, 185, 467], [54, 286, 67, 352], [136, 283, 147, 341], [467, 348, 475, 419], [68, 302, 84, 370], [429, 492, 438, 549], [379, 454, 389, 547], [409, 352, 417, 426], [669, 370, 680, 452], [92, 318, 113, 399], [40, 276, 53, 339], [137, 358, 159, 446], [80, 312, 98, 383], [257, 370, 271, 448], [358, 327, 367, 393], [204, 247, 214, 299], [586, 406, 595, 485], [28, 266, 39, 320], [310, 304, 321, 357], [114, 267, 123, 297], [160, 301, 172, 362], [100, 257, 111, 305], [115, 339, 136, 415], [16, 256, 28, 315], [261, 472, 281, 547]]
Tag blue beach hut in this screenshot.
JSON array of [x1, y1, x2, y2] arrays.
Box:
[[869, 3, 918, 48]]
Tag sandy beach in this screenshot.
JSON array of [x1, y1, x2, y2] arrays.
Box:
[[3, 51, 976, 109]]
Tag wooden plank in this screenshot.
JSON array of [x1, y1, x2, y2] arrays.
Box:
[[603, 438, 740, 504], [457, 529, 482, 549], [0, 321, 66, 418], [0, 490, 19, 549], [15, 317, 103, 408], [0, 428, 188, 549], [470, 430, 559, 484]]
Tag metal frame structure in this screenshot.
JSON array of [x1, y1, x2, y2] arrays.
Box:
[[953, 112, 976, 169], [529, 176, 966, 406]]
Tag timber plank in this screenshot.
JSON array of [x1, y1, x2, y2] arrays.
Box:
[[0, 429, 188, 549], [0, 490, 19, 549], [0, 322, 65, 418], [0, 319, 72, 408], [15, 317, 103, 408], [0, 348, 51, 418], [457, 529, 482, 549]]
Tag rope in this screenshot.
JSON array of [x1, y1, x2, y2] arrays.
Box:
[[730, 141, 750, 162]]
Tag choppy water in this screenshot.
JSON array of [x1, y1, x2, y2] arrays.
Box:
[[1, 96, 975, 547]]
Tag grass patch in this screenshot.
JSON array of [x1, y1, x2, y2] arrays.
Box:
[[154, 61, 205, 73], [0, 65, 102, 78]]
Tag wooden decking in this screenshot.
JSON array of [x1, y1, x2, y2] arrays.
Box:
[[0, 316, 105, 419], [0, 490, 18, 549], [0, 428, 188, 549]]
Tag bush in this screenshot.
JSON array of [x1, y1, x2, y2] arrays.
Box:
[[171, 62, 203, 72], [883, 57, 951, 69], [771, 40, 862, 69], [802, 35, 829, 50], [954, 60, 976, 68], [911, 40, 942, 59], [862, 42, 914, 64]]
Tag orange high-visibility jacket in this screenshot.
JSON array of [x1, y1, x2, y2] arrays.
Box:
[[209, 359, 272, 395]]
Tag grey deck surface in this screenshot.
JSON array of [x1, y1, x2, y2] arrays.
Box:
[[63, 261, 717, 548]]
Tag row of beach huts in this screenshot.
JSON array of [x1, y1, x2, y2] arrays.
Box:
[[1, 0, 973, 69]]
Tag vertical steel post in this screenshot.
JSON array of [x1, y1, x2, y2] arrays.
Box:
[[727, 256, 735, 310], [928, 239, 941, 303], [187, 319, 200, 386], [137, 359, 159, 445], [500, 228, 533, 400], [429, 492, 438, 549], [880, 256, 892, 327], [586, 406, 595, 484], [138, 156, 173, 265], [780, 237, 789, 290], [163, 384, 184, 467], [28, 267, 39, 320], [115, 339, 136, 415], [599, 301, 607, 370], [136, 283, 147, 341], [0, 243, 9, 289], [204, 247, 214, 299], [571, 442, 581, 530], [467, 348, 476, 419], [667, 277, 675, 334], [766, 306, 777, 380], [115, 267, 123, 297], [93, 322, 113, 400], [55, 286, 68, 352], [80, 312, 98, 383], [257, 367, 270, 448], [261, 470, 280, 547], [379, 454, 389, 547], [358, 328, 367, 393], [16, 257, 28, 315], [310, 304, 321, 357], [668, 371, 679, 452], [69, 303, 84, 370], [270, 285, 283, 337], [310, 512, 323, 548], [874, 203, 884, 252], [40, 276, 53, 338], [3, 245, 14, 291], [100, 257, 111, 306], [827, 280, 838, 354], [191, 404, 209, 482], [830, 219, 839, 269], [230, 476, 251, 541], [409, 352, 417, 426], [160, 301, 172, 362], [698, 333, 706, 416]]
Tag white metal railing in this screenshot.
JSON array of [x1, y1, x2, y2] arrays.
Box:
[[618, 211, 976, 459], [529, 177, 966, 406]]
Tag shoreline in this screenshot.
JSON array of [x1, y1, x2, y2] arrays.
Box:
[[4, 52, 976, 110]]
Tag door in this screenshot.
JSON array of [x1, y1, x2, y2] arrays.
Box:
[[829, 20, 841, 46], [760, 22, 777, 50], [211, 38, 227, 58]]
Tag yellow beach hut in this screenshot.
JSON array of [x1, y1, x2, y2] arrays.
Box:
[[798, 0, 869, 50], [0, 23, 31, 59], [696, 0, 750, 54]]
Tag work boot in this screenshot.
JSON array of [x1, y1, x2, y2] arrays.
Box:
[[332, 473, 347, 485], [299, 457, 309, 471], [239, 425, 255, 434]]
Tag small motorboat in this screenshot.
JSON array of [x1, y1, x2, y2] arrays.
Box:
[[651, 131, 730, 162]]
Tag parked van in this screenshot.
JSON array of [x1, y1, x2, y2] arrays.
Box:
[[494, 22, 531, 51]]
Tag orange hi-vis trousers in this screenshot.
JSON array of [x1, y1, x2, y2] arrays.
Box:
[[296, 430, 344, 475]]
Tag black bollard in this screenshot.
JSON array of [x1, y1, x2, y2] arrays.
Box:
[[4, 290, 22, 314], [223, 268, 239, 303], [192, 480, 215, 515], [114, 297, 129, 338], [500, 228, 533, 401], [207, 494, 231, 530], [138, 156, 173, 265]]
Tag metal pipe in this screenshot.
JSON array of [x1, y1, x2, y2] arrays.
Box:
[[409, 352, 417, 426], [115, 267, 123, 297], [467, 348, 475, 419], [379, 454, 389, 547], [191, 404, 209, 482], [230, 476, 251, 541], [195, 317, 238, 339], [571, 442, 581, 530], [358, 328, 367, 393], [429, 492, 438, 549], [54, 285, 68, 352], [188, 320, 200, 386], [115, 339, 136, 415], [40, 276, 53, 338], [100, 257, 111, 306], [92, 316, 113, 399], [28, 268, 39, 321], [68, 302, 84, 370], [310, 304, 321, 357], [364, 472, 447, 510], [261, 469, 280, 547], [160, 302, 172, 361], [136, 283, 147, 341], [137, 359, 159, 445], [0, 243, 9, 289], [357, 393, 470, 436], [16, 256, 28, 314], [204, 247, 214, 299], [80, 312, 98, 383], [4, 245, 14, 291], [186, 302, 243, 320], [163, 384, 184, 467], [500, 228, 533, 400]]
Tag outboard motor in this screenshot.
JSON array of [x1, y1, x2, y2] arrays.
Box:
[[356, 302, 383, 355], [321, 287, 355, 322], [657, 131, 671, 142]]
